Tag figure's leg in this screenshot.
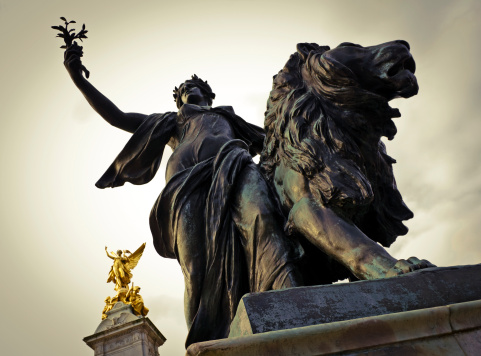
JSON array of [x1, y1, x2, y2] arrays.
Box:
[[176, 196, 206, 328], [287, 197, 433, 279], [232, 164, 303, 292]]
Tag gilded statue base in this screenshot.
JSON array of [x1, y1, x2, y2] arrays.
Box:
[[84, 302, 166, 356]]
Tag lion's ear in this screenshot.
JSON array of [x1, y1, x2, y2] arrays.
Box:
[[297, 43, 329, 62], [297, 43, 318, 61]]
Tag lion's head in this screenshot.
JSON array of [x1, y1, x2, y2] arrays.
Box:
[[260, 41, 416, 247]]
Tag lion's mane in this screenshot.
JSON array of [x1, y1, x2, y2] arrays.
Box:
[[260, 43, 413, 247]]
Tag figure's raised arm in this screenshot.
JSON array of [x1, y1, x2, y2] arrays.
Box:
[[105, 246, 115, 259], [64, 43, 147, 133]]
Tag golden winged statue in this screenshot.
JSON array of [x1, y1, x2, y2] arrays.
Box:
[[105, 243, 146, 291]]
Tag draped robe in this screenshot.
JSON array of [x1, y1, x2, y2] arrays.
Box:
[[96, 105, 303, 346]]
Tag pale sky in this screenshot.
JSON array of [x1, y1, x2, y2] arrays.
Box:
[[1, 1, 481, 355]]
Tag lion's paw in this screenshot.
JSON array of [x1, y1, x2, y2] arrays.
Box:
[[385, 257, 436, 278]]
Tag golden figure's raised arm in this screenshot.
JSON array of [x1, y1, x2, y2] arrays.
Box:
[[105, 246, 115, 260]]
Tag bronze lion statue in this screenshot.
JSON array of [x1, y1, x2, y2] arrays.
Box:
[[260, 41, 433, 284]]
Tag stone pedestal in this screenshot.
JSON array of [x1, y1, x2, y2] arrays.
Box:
[[186, 264, 481, 356], [84, 302, 166, 356], [187, 299, 481, 355], [230, 264, 481, 337]]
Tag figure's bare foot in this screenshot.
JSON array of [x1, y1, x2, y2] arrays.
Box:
[[386, 257, 436, 278]]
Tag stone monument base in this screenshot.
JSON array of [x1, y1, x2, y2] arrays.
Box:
[[186, 299, 481, 355], [84, 302, 166, 356], [186, 265, 481, 356]]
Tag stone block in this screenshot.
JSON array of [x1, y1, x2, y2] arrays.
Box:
[[186, 299, 481, 356], [229, 264, 481, 337]]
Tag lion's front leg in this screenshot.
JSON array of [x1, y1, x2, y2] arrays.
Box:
[[277, 165, 434, 280], [385, 257, 436, 277], [286, 197, 399, 279], [287, 198, 436, 279]]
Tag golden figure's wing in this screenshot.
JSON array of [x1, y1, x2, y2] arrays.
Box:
[[124, 242, 146, 271]]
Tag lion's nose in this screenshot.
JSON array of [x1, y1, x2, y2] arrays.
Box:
[[395, 40, 410, 50]]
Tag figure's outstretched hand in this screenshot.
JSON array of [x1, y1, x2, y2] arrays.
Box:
[[64, 42, 90, 79]]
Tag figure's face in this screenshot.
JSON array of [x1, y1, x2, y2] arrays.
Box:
[[117, 250, 122, 256], [180, 83, 209, 105]]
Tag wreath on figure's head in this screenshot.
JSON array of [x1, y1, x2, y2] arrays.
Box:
[[173, 74, 216, 109]]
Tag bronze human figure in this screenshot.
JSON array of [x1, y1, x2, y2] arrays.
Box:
[[260, 41, 434, 284], [63, 43, 302, 347]]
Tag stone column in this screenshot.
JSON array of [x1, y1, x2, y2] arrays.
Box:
[[84, 302, 166, 356]]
